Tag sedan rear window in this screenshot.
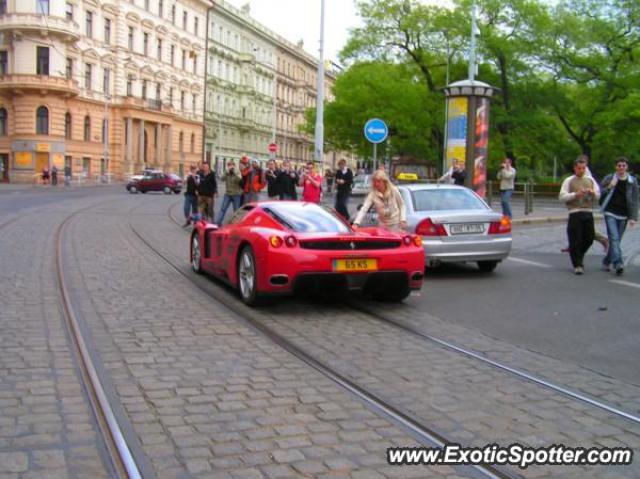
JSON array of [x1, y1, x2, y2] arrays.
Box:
[[264, 203, 351, 233], [411, 188, 487, 211]]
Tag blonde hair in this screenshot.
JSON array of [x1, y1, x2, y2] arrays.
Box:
[[371, 169, 394, 195]]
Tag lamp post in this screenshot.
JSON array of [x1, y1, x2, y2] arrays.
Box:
[[314, 0, 325, 174], [442, 29, 451, 176]]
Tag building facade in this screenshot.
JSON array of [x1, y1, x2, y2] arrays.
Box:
[[0, 0, 210, 183], [205, 1, 345, 174]]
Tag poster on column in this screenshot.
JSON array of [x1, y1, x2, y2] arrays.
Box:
[[473, 97, 490, 198], [446, 97, 468, 169]]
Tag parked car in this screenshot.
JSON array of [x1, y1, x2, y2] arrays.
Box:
[[127, 171, 182, 194], [401, 184, 512, 271], [190, 201, 425, 305], [357, 184, 512, 271], [351, 175, 371, 196]]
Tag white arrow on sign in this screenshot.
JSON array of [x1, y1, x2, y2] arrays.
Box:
[[367, 127, 387, 135]]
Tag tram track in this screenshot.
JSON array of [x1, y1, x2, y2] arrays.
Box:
[[54, 203, 144, 479], [165, 200, 640, 427], [130, 209, 519, 479]]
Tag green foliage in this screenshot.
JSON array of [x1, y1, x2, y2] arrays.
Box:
[[307, 0, 640, 175]]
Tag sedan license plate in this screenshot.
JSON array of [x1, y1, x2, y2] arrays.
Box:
[[449, 223, 484, 235], [333, 258, 378, 272]]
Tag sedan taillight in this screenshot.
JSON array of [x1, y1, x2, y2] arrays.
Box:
[[416, 218, 447, 236], [488, 216, 512, 234]]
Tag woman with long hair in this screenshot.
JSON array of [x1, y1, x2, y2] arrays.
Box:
[[352, 170, 406, 231]]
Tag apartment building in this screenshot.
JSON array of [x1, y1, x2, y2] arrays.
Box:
[[205, 1, 343, 173], [0, 0, 210, 183]]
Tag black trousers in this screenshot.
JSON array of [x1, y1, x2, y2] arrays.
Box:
[[567, 212, 595, 267], [335, 191, 350, 220]]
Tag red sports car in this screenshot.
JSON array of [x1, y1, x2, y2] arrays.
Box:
[[189, 201, 425, 305]]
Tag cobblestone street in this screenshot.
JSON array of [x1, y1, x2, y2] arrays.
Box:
[[1, 189, 639, 478]]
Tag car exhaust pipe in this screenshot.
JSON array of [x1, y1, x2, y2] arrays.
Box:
[[270, 274, 289, 286], [411, 272, 424, 281]]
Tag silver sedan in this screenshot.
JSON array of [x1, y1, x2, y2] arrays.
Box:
[[399, 184, 512, 271]]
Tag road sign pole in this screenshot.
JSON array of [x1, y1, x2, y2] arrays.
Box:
[[373, 143, 377, 172]]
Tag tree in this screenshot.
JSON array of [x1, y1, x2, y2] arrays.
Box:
[[303, 62, 439, 162]]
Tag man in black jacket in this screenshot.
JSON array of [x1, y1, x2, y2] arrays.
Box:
[[334, 159, 353, 220], [265, 159, 281, 199], [197, 162, 217, 221], [277, 160, 298, 200]]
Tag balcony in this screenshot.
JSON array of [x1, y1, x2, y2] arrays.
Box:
[[0, 74, 79, 95], [0, 13, 80, 43]]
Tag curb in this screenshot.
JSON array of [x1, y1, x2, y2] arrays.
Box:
[[512, 213, 603, 226]]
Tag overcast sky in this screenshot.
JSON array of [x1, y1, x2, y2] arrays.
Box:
[[225, 0, 454, 63]]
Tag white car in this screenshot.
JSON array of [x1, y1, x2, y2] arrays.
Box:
[[351, 175, 372, 196]]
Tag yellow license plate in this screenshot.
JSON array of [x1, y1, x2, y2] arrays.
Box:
[[333, 258, 378, 272]]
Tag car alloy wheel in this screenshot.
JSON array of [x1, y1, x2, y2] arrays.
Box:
[[191, 234, 202, 273], [163, 186, 171, 194], [129, 185, 137, 194], [238, 246, 258, 305]]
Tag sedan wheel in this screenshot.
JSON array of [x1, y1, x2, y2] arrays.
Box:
[[477, 260, 498, 272], [129, 185, 137, 194], [191, 234, 202, 273], [238, 246, 258, 305], [163, 186, 171, 194]]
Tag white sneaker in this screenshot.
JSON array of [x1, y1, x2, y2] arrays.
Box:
[[574, 266, 584, 275]]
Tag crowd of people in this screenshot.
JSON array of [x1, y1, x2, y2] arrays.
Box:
[[182, 157, 358, 226]]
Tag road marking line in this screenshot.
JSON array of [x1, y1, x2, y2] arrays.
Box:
[[609, 279, 640, 290], [507, 257, 553, 269]]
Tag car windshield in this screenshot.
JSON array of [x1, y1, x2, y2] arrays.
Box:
[[264, 203, 351, 233], [411, 188, 487, 211]]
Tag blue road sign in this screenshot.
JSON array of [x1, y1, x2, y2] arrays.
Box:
[[363, 118, 388, 144]]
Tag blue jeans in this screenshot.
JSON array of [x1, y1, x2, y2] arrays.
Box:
[[603, 215, 627, 268], [183, 194, 197, 220], [216, 194, 242, 224], [500, 189, 513, 218]]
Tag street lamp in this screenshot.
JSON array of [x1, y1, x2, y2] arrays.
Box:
[[442, 29, 451, 176], [314, 0, 325, 175]]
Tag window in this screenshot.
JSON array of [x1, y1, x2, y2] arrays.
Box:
[[65, 57, 72, 79], [0, 0, 6, 15], [128, 27, 134, 50], [168, 87, 173, 105], [104, 18, 111, 44], [85, 11, 93, 37], [190, 133, 195, 152], [143, 32, 148, 55], [171, 5, 175, 24], [182, 10, 187, 30], [194, 17, 198, 36], [84, 116, 91, 141], [36, 106, 49, 135], [65, 2, 73, 20], [103, 68, 110, 95], [144, 0, 149, 10], [64, 112, 72, 139], [36, 47, 49, 75], [102, 119, 108, 143], [191, 94, 196, 113], [0, 51, 7, 75], [142, 79, 147, 99], [157, 39, 162, 60], [155, 83, 160, 101], [170, 44, 175, 65], [193, 54, 197, 73], [179, 131, 183, 152], [158, 0, 163, 17], [37, 0, 49, 15], [126, 74, 133, 95], [181, 49, 186, 70], [0, 108, 7, 136], [180, 91, 185, 110], [84, 63, 92, 89]]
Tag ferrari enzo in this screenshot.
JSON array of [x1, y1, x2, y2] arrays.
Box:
[[189, 201, 425, 305]]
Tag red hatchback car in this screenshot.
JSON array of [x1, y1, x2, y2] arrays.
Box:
[[190, 201, 425, 305], [127, 171, 182, 194]]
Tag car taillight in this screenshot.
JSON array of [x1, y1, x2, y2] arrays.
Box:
[[488, 216, 511, 234], [416, 218, 447, 236], [414, 236, 422, 247], [269, 236, 283, 248], [284, 235, 297, 247]]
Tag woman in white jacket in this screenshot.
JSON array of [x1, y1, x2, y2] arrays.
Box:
[[352, 170, 407, 231]]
